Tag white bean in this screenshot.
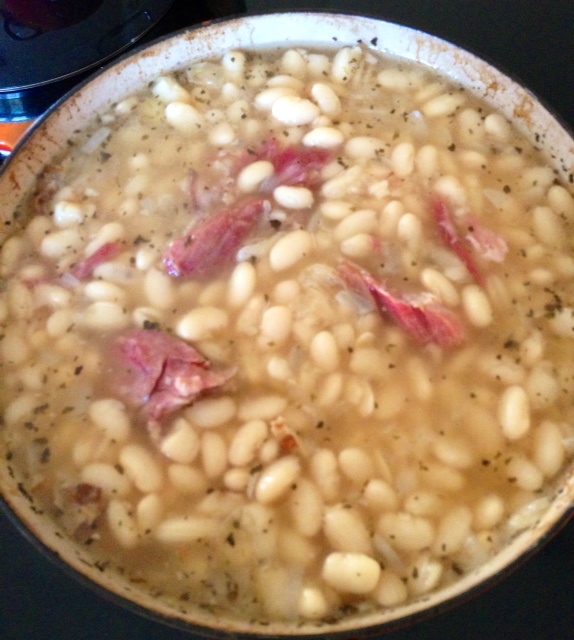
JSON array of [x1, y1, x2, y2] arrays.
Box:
[[119, 444, 164, 493], [421, 92, 465, 117], [81, 462, 131, 497], [344, 136, 385, 160], [255, 86, 298, 110], [186, 396, 236, 429], [84, 222, 124, 257], [532, 205, 566, 248], [404, 491, 443, 517], [532, 421, 565, 478], [310, 330, 340, 372], [208, 121, 236, 146], [107, 499, 138, 548], [421, 267, 459, 306], [281, 49, 307, 77], [322, 552, 380, 594], [334, 209, 377, 242], [165, 101, 203, 133], [391, 142, 415, 177], [176, 306, 229, 341], [432, 506, 472, 555], [83, 280, 125, 303], [7, 281, 33, 320], [484, 113, 511, 141], [271, 96, 320, 126], [168, 464, 209, 495], [374, 569, 408, 606], [340, 233, 374, 258], [434, 435, 474, 469], [321, 165, 362, 199], [498, 385, 531, 440], [41, 228, 83, 259], [237, 160, 275, 193], [362, 479, 399, 512], [260, 305, 293, 344], [377, 67, 423, 91], [303, 126, 344, 148], [377, 512, 435, 551], [298, 586, 330, 620], [221, 466, 249, 493], [310, 82, 341, 116], [473, 494, 505, 530], [506, 455, 544, 491], [273, 185, 314, 209], [160, 417, 200, 463], [255, 455, 301, 504], [407, 553, 443, 596], [3, 393, 36, 427], [462, 284, 493, 327], [320, 200, 354, 221], [548, 184, 574, 219], [237, 395, 287, 422], [289, 478, 324, 537], [323, 505, 373, 555], [331, 46, 362, 83], [310, 449, 341, 502], [269, 229, 313, 271], [397, 212, 423, 251], [267, 74, 305, 90], [53, 200, 91, 228], [415, 144, 439, 177], [79, 301, 129, 332], [0, 236, 25, 277], [152, 75, 191, 103], [144, 267, 176, 310], [155, 516, 218, 543], [228, 260, 257, 307], [222, 50, 245, 80], [201, 431, 228, 479], [0, 327, 30, 365], [88, 398, 131, 443], [338, 448, 375, 486], [136, 493, 163, 532], [228, 420, 269, 467]]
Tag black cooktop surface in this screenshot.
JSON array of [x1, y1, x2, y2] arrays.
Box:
[[1, 2, 574, 639]]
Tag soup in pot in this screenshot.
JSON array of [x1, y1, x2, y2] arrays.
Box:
[[1, 44, 574, 625]]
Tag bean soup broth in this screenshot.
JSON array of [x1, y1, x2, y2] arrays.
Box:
[[2, 45, 574, 624]]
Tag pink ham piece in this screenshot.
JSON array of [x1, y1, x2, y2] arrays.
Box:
[[72, 242, 123, 280], [163, 198, 267, 279], [113, 329, 235, 421], [433, 198, 483, 284], [340, 262, 466, 348], [465, 215, 508, 263], [257, 140, 333, 191], [432, 198, 507, 285]]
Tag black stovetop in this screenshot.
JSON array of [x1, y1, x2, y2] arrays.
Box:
[[1, 2, 574, 639]]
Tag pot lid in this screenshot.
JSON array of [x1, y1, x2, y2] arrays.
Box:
[[0, 0, 174, 92]]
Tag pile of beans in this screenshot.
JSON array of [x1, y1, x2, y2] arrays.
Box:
[[1, 44, 574, 624]]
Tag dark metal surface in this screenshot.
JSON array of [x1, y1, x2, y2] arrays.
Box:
[[1, 2, 574, 639]]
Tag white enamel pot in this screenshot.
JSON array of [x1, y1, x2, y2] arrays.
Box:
[[1, 11, 574, 639]]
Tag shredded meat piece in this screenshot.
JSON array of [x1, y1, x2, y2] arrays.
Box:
[[163, 198, 268, 280], [72, 242, 124, 280], [432, 198, 507, 285], [56, 482, 105, 544], [340, 262, 466, 348], [257, 141, 333, 191], [113, 329, 235, 421]]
